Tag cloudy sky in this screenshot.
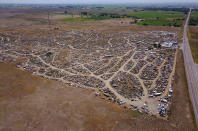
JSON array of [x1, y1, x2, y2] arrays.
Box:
[[0, 0, 198, 4]]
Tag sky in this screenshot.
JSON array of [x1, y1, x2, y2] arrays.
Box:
[[0, 0, 198, 4]]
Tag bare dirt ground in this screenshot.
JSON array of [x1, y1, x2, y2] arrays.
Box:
[[169, 50, 196, 130], [0, 7, 196, 130]]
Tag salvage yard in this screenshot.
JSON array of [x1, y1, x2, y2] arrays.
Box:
[[0, 50, 195, 131], [188, 26, 198, 63], [0, 6, 196, 130], [0, 29, 178, 116]]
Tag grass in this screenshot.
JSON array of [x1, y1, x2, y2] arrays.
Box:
[[189, 39, 198, 63], [60, 17, 111, 21], [138, 19, 183, 26], [178, 27, 184, 44], [130, 110, 141, 118], [189, 11, 198, 26], [128, 11, 185, 26], [128, 11, 184, 19], [60, 11, 185, 26], [188, 27, 198, 63]]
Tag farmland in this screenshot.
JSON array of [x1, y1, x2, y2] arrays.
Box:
[[60, 10, 185, 26], [189, 11, 198, 26], [128, 11, 185, 26]]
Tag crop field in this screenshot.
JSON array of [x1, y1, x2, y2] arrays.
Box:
[[128, 11, 184, 19], [60, 11, 185, 26], [188, 26, 198, 63], [189, 11, 198, 26], [128, 11, 185, 26]]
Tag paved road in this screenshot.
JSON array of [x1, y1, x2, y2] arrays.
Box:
[[183, 9, 198, 126]]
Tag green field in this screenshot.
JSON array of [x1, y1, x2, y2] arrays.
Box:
[[60, 17, 111, 21], [189, 11, 198, 26], [60, 11, 185, 26], [128, 11, 184, 18], [128, 11, 185, 26]]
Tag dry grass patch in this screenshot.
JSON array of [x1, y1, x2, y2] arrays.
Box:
[[188, 26, 198, 63]]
